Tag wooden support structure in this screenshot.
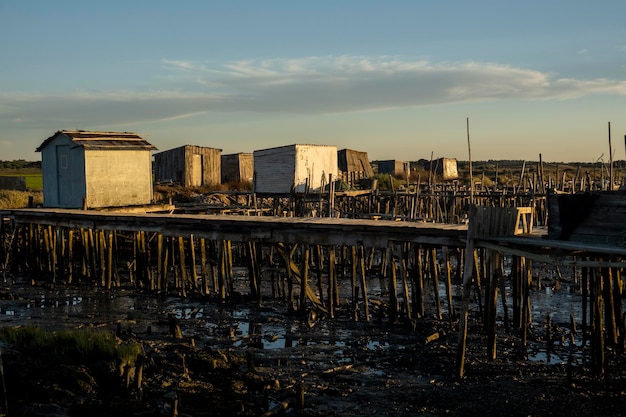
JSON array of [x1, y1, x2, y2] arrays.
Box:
[[0, 206, 625, 382]]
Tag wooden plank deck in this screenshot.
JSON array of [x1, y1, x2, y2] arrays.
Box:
[[4, 208, 626, 264], [1, 208, 468, 247]]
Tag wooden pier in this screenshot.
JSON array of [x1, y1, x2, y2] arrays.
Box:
[[1, 203, 625, 378]]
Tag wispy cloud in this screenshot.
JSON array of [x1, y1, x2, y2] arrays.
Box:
[[576, 49, 588, 55], [2, 56, 625, 129]]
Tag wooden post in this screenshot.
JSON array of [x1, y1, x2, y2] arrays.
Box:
[[429, 247, 442, 320], [328, 246, 336, 319], [67, 229, 74, 284], [467, 117, 474, 204], [106, 230, 114, 289], [399, 244, 411, 320], [387, 242, 398, 323], [443, 246, 455, 321], [301, 245, 310, 314], [178, 236, 187, 297], [98, 230, 106, 287], [457, 205, 477, 378], [247, 241, 260, 299], [200, 238, 209, 295], [189, 235, 199, 295], [351, 246, 358, 321], [413, 245, 425, 318], [608, 122, 613, 190], [486, 250, 499, 361], [157, 233, 164, 292], [359, 245, 370, 322]]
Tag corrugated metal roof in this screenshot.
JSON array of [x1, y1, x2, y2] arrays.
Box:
[[36, 130, 157, 151]]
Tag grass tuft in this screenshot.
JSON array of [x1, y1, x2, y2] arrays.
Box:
[[0, 190, 43, 209], [0, 326, 142, 367]]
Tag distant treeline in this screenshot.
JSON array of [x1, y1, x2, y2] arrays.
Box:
[[0, 160, 41, 170]]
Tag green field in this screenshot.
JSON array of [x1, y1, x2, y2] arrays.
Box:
[[0, 173, 43, 190]]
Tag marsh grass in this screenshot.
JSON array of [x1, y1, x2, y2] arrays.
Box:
[[0, 326, 142, 367], [0, 190, 43, 209]]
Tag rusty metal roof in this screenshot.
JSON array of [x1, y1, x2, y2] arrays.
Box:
[[36, 130, 157, 152]]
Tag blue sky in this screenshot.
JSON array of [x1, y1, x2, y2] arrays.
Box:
[[1, 1, 625, 163]]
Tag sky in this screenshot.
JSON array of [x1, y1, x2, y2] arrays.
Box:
[[1, 1, 625, 163]]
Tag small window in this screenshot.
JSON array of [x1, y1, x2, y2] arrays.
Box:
[[60, 155, 68, 169]]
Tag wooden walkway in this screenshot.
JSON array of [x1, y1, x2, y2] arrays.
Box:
[[1, 208, 468, 248], [2, 206, 625, 379]]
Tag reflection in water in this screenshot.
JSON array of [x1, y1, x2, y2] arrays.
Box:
[[0, 268, 595, 368]]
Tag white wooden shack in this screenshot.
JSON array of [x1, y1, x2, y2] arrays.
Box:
[[338, 149, 375, 180], [253, 144, 338, 193], [424, 158, 459, 181], [36, 130, 157, 209], [221, 153, 254, 184], [153, 145, 221, 187], [377, 160, 410, 178]]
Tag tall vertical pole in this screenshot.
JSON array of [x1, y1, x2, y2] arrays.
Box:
[[467, 118, 474, 204], [608, 122, 613, 191]]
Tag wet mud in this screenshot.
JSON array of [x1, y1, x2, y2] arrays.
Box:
[[0, 272, 625, 417]]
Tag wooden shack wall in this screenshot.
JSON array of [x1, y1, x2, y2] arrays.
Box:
[[40, 134, 87, 208], [254, 145, 297, 193], [378, 160, 409, 178], [547, 191, 626, 246], [154, 145, 221, 187], [84, 149, 153, 208], [154, 146, 186, 185], [254, 144, 337, 193], [221, 153, 254, 183], [338, 149, 374, 178], [424, 158, 459, 181], [185, 145, 221, 187]]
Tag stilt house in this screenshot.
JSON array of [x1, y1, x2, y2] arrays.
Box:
[[36, 130, 157, 209], [153, 145, 221, 187], [221, 153, 254, 184], [424, 158, 459, 181], [253, 144, 338, 193], [337, 149, 375, 182], [377, 160, 410, 178]]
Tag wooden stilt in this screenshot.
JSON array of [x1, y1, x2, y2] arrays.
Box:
[[429, 247, 442, 320], [328, 246, 336, 319], [359, 245, 370, 322], [106, 230, 113, 289], [178, 236, 187, 297], [387, 242, 398, 323], [443, 246, 454, 321], [301, 245, 310, 314]]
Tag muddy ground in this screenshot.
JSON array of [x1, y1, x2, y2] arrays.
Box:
[[0, 281, 625, 417]]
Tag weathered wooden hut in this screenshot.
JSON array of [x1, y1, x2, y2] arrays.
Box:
[[424, 158, 459, 181], [36, 130, 157, 209], [221, 153, 254, 184], [253, 144, 338, 193], [153, 145, 221, 187], [338, 149, 375, 180], [547, 190, 626, 244], [377, 160, 410, 178]]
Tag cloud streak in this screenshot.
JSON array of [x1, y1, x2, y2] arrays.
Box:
[[2, 56, 625, 129]]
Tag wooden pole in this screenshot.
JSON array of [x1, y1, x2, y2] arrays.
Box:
[[467, 117, 474, 204], [301, 244, 310, 314], [457, 205, 477, 378], [387, 242, 398, 323], [608, 122, 613, 190], [359, 245, 370, 321], [429, 247, 442, 320]]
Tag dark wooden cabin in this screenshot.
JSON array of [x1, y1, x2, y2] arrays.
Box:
[[153, 145, 221, 187], [338, 149, 375, 181], [377, 160, 410, 178], [221, 153, 254, 184], [424, 158, 459, 181]]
